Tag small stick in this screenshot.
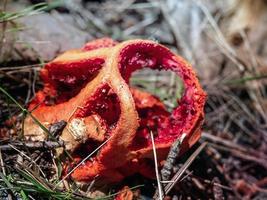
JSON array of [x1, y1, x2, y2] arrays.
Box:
[[154, 133, 186, 198], [213, 177, 225, 200], [164, 142, 207, 195], [0, 141, 64, 151], [150, 131, 163, 200], [161, 133, 186, 182]]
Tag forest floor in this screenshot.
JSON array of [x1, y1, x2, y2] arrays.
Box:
[[1, 0, 267, 199]]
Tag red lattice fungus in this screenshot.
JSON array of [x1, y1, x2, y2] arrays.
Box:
[[24, 38, 206, 183]]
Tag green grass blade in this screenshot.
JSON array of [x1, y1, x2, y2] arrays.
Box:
[[0, 3, 48, 23], [0, 86, 50, 134], [0, 172, 16, 197], [0, 86, 72, 158], [0, 1, 65, 23], [223, 74, 267, 85], [20, 190, 29, 200]]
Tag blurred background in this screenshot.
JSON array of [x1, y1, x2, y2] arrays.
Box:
[[1, 0, 267, 199]]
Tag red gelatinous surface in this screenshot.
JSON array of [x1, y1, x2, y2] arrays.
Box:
[[33, 38, 117, 108], [25, 38, 206, 183], [130, 88, 169, 150], [118, 43, 205, 149], [76, 84, 121, 126], [41, 58, 104, 104]]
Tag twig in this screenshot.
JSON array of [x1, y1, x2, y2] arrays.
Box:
[[0, 140, 64, 151], [213, 177, 225, 200], [0, 63, 43, 71], [202, 131, 267, 160], [210, 143, 267, 169], [161, 133, 186, 182], [150, 131, 163, 200], [164, 142, 207, 195], [8, 144, 46, 178]]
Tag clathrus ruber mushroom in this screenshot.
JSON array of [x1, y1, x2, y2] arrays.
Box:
[[24, 38, 206, 183]]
